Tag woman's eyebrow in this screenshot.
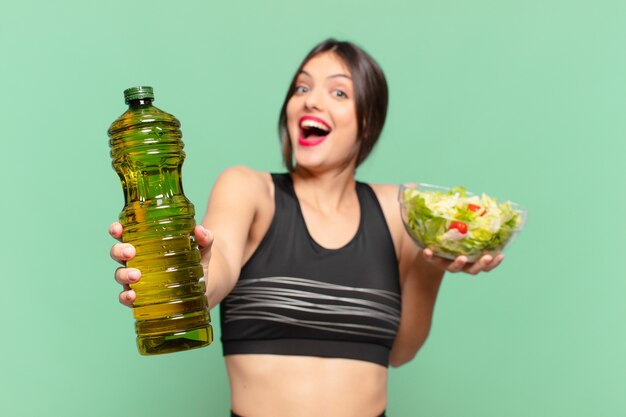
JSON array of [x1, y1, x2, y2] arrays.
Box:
[[328, 74, 352, 80], [299, 70, 352, 80]]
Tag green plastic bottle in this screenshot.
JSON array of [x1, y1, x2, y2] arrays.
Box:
[[108, 86, 212, 355]]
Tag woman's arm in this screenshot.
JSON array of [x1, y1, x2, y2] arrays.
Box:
[[199, 166, 271, 308], [389, 244, 503, 367], [389, 245, 504, 367], [111, 165, 270, 309], [388, 241, 444, 367], [371, 184, 503, 367]]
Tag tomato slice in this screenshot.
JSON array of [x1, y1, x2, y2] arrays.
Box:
[[468, 203, 486, 216], [448, 221, 468, 234]]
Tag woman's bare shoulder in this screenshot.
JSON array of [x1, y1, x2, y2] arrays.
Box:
[[213, 166, 273, 198], [369, 182, 419, 276], [368, 183, 404, 241], [215, 165, 270, 184], [368, 183, 401, 213]]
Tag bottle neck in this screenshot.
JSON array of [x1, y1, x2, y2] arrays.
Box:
[[128, 98, 153, 108]]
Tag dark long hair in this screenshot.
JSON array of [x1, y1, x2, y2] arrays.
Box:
[[278, 39, 389, 172]]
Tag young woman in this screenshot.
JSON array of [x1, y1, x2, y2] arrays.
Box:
[[110, 39, 503, 417]]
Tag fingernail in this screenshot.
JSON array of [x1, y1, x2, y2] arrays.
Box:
[[122, 246, 133, 258], [128, 270, 140, 281]]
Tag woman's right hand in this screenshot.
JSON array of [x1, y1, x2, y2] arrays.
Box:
[[109, 222, 139, 307], [109, 222, 214, 308]]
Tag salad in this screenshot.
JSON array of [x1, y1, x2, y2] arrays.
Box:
[[399, 184, 525, 261]]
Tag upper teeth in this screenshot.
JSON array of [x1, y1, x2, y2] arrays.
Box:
[[301, 119, 330, 131]]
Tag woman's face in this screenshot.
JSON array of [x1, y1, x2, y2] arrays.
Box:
[[286, 52, 359, 173]]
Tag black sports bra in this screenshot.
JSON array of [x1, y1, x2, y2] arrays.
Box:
[[219, 173, 401, 366]]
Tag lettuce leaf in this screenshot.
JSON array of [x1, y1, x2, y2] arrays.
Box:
[[401, 186, 523, 260]]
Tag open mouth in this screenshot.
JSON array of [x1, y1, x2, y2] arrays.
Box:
[[298, 116, 332, 146]]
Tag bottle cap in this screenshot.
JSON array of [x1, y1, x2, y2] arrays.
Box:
[[124, 86, 154, 104]]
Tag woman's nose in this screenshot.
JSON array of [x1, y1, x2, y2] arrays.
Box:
[[304, 89, 323, 111]]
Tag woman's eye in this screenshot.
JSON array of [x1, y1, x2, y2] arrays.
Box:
[[295, 85, 309, 94], [332, 89, 348, 98]]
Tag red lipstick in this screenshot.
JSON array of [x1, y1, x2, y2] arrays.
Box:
[[298, 115, 331, 147]]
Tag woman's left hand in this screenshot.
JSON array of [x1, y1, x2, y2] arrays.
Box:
[[420, 248, 504, 276]]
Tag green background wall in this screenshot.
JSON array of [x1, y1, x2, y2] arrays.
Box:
[[1, 0, 624, 416]]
